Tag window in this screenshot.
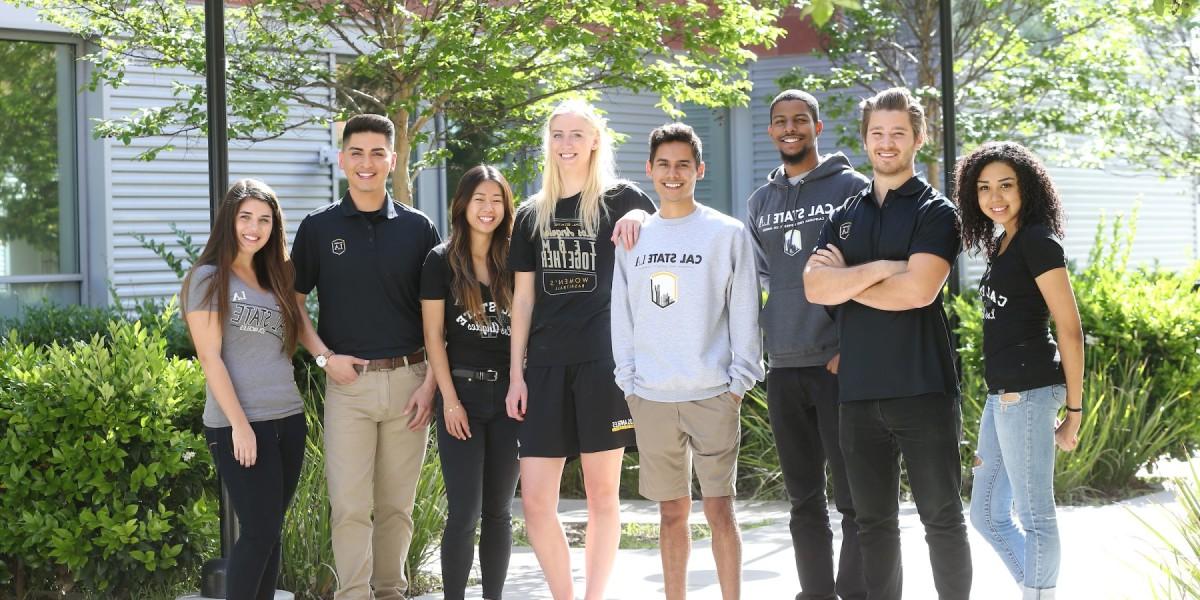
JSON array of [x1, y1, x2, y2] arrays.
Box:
[[0, 38, 80, 319]]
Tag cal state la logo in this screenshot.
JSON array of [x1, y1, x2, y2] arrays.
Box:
[[331, 238, 346, 256], [838, 222, 851, 240], [650, 272, 678, 309], [783, 229, 803, 256]]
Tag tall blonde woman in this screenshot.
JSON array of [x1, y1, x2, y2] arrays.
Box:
[[505, 100, 655, 599]]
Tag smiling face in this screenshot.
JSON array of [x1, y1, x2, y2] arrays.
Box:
[[976, 160, 1022, 233], [548, 112, 599, 175], [235, 197, 274, 258], [466, 180, 507, 236], [647, 140, 704, 205], [339, 131, 396, 196], [863, 109, 922, 178], [769, 99, 822, 167]]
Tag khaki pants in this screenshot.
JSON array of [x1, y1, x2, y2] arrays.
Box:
[[325, 363, 429, 600]]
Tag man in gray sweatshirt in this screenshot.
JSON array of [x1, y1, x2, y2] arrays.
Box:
[[746, 90, 870, 600], [612, 122, 764, 600]]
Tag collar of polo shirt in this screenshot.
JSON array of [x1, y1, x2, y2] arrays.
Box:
[[338, 191, 399, 219]]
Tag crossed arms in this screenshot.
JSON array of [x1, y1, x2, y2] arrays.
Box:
[[803, 244, 952, 311]]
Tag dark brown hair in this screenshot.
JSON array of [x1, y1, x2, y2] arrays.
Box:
[[954, 141, 1065, 256], [649, 122, 703, 164], [447, 165, 515, 325], [342, 113, 395, 147], [181, 179, 301, 354], [859, 87, 927, 142]]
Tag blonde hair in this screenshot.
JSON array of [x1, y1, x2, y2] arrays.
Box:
[[530, 99, 620, 237]]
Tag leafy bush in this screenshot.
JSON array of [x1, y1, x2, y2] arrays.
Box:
[[0, 311, 216, 597], [0, 301, 121, 348], [952, 214, 1200, 501], [0, 297, 195, 359]]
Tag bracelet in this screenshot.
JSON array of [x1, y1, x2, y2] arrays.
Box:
[[1064, 406, 1083, 413]]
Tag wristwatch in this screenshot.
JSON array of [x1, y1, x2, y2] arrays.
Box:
[[315, 350, 335, 368]]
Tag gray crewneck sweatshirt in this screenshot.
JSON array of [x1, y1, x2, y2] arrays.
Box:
[[745, 153, 870, 368], [611, 203, 765, 402]]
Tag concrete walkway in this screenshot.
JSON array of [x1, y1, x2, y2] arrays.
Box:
[[416, 463, 1196, 599]]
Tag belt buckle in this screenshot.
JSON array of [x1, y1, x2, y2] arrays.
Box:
[[477, 369, 499, 382]]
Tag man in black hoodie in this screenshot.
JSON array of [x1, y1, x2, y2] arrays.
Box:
[[746, 90, 869, 600]]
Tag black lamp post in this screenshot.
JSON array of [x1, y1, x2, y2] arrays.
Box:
[[940, 0, 959, 296], [200, 0, 236, 597]]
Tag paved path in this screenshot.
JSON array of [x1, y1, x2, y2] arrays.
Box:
[[417, 462, 1196, 599]]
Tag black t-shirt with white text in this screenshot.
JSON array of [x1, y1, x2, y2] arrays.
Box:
[[979, 223, 1067, 393], [420, 243, 510, 370], [508, 183, 656, 366]]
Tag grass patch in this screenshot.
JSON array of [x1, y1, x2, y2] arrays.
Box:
[[511, 518, 777, 550]]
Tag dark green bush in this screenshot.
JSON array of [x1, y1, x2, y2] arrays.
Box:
[[952, 214, 1200, 500], [1, 297, 195, 359], [0, 301, 121, 348], [0, 311, 216, 597]]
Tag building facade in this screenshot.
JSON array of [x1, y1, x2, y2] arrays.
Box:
[[1, 2, 1195, 318]]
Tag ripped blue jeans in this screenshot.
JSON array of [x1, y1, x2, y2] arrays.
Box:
[[969, 384, 1065, 599]]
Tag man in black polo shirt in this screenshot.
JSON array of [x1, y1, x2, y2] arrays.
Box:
[[292, 114, 440, 600], [804, 88, 971, 600]]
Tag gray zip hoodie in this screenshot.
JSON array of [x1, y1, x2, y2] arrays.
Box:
[[745, 152, 870, 368]]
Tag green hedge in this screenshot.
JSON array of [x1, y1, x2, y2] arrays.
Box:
[[0, 311, 215, 597], [952, 214, 1200, 500]]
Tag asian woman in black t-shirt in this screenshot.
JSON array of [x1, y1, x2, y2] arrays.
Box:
[[420, 165, 519, 600], [955, 142, 1084, 598]]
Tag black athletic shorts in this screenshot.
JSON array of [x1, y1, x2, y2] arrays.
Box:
[[518, 357, 636, 458]]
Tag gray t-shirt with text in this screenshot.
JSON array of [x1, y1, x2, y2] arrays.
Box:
[[184, 264, 304, 428]]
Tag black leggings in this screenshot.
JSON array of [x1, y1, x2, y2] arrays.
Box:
[[205, 412, 307, 600], [437, 377, 521, 600]]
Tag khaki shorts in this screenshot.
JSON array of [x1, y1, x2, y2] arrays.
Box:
[[626, 392, 741, 502]]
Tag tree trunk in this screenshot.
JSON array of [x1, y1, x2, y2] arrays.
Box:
[[391, 112, 414, 206]]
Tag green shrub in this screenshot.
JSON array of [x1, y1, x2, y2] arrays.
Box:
[[0, 311, 216, 597], [952, 214, 1200, 501], [0, 297, 195, 360], [0, 301, 121, 348]]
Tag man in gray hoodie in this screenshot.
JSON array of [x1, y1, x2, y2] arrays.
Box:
[[746, 90, 870, 600]]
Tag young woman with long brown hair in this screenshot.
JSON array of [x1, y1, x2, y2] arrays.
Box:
[[181, 179, 305, 600], [420, 165, 519, 600]]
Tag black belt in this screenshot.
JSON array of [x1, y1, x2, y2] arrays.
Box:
[[451, 368, 504, 382]]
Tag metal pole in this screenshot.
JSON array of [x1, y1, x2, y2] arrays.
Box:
[[203, 1, 237, 593], [205, 0, 229, 222], [940, 0, 960, 297]]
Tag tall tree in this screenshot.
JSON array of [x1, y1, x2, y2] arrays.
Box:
[[779, 0, 1153, 187], [1077, 7, 1198, 178], [22, 0, 788, 204]]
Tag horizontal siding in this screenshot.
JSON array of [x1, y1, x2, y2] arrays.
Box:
[[107, 60, 334, 303], [597, 90, 667, 195], [749, 55, 869, 188], [959, 167, 1196, 287]]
